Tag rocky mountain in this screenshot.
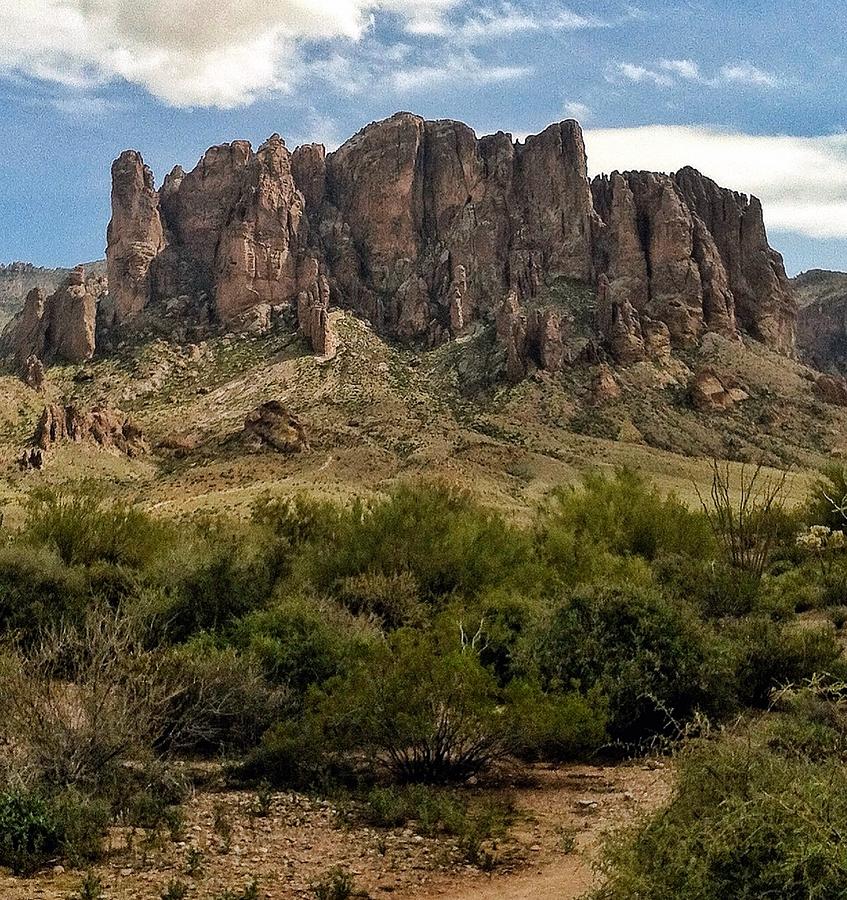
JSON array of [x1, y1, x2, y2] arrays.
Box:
[[3, 113, 797, 385], [794, 270, 847, 372], [0, 263, 72, 329]]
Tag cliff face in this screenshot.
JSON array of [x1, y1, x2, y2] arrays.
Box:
[[793, 270, 847, 372], [0, 266, 105, 368], [104, 112, 796, 372]]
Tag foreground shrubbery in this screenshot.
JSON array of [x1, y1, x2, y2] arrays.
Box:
[[595, 681, 847, 899], [3, 467, 847, 878]]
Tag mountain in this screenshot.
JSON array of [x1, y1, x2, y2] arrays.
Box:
[[96, 113, 795, 378], [794, 269, 847, 372], [5, 113, 845, 514], [0, 263, 72, 329]]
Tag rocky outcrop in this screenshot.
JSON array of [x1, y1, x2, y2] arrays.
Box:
[[691, 367, 749, 412], [813, 373, 847, 407], [243, 401, 309, 453], [103, 112, 797, 379], [31, 403, 147, 456], [22, 355, 45, 391], [1, 267, 105, 367], [106, 151, 165, 325]]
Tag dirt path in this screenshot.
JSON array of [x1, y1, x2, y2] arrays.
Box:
[[410, 762, 672, 900]]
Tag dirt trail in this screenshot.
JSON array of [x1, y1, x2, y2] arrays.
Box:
[[410, 762, 672, 900]]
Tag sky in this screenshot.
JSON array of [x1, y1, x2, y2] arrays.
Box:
[[0, 0, 845, 275]]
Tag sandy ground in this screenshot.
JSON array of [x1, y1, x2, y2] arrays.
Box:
[[0, 762, 672, 900]]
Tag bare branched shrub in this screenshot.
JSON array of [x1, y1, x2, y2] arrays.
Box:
[[696, 460, 789, 577], [0, 608, 283, 789]]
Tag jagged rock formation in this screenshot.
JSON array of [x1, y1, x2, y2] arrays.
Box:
[[104, 112, 796, 377], [243, 401, 309, 453], [27, 403, 147, 460], [793, 270, 847, 373], [22, 355, 45, 391], [0, 266, 106, 368]]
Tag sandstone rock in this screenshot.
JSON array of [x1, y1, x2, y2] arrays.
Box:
[[691, 367, 748, 412], [17, 446, 46, 471], [243, 401, 309, 453], [597, 275, 645, 365], [496, 292, 528, 383], [813, 373, 847, 407], [103, 112, 797, 382], [1, 268, 104, 366], [106, 151, 165, 324], [592, 363, 622, 403], [22, 354, 45, 391], [34, 403, 147, 455], [675, 167, 795, 351], [297, 259, 336, 357]]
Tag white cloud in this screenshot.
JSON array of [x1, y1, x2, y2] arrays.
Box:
[[609, 63, 674, 86], [584, 125, 847, 239], [391, 51, 531, 93], [719, 62, 783, 88], [610, 58, 785, 90], [0, 0, 461, 107], [453, 3, 606, 41], [564, 100, 592, 121], [659, 58, 702, 81]]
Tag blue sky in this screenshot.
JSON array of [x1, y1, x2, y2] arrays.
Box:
[[1, 0, 845, 274]]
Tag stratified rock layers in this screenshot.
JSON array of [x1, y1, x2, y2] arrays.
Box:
[[105, 112, 796, 369]]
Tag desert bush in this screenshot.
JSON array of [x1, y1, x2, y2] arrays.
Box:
[[528, 584, 716, 744], [230, 596, 376, 696], [333, 571, 425, 628], [250, 631, 512, 786], [806, 463, 847, 532], [538, 469, 712, 572], [156, 642, 289, 753], [503, 679, 608, 760], [317, 631, 512, 782], [23, 485, 169, 568], [654, 554, 764, 618], [156, 517, 283, 640], [305, 481, 538, 602], [0, 543, 87, 643], [0, 786, 108, 874], [722, 617, 844, 707], [594, 735, 847, 899]]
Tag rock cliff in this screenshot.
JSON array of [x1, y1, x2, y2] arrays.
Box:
[[793, 270, 847, 373], [0, 266, 105, 369], [103, 112, 796, 377]]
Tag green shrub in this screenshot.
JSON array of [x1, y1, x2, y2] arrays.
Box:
[[594, 738, 847, 899], [722, 618, 844, 707], [152, 517, 286, 640], [655, 554, 764, 618], [0, 787, 107, 874], [537, 469, 713, 572], [305, 481, 538, 603], [0, 788, 61, 873], [806, 464, 847, 532], [529, 584, 716, 744], [316, 632, 511, 782], [333, 571, 424, 628], [231, 596, 375, 696], [0, 544, 86, 643], [157, 642, 289, 753], [503, 679, 608, 760], [23, 485, 169, 568]]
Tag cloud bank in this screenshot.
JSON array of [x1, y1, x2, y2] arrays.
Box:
[[0, 0, 604, 107], [584, 125, 847, 240]]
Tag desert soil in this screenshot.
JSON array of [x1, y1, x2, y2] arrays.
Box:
[[0, 762, 672, 900]]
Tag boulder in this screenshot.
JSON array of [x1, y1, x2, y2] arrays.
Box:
[[243, 401, 309, 453], [691, 367, 749, 412], [813, 373, 847, 407]]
